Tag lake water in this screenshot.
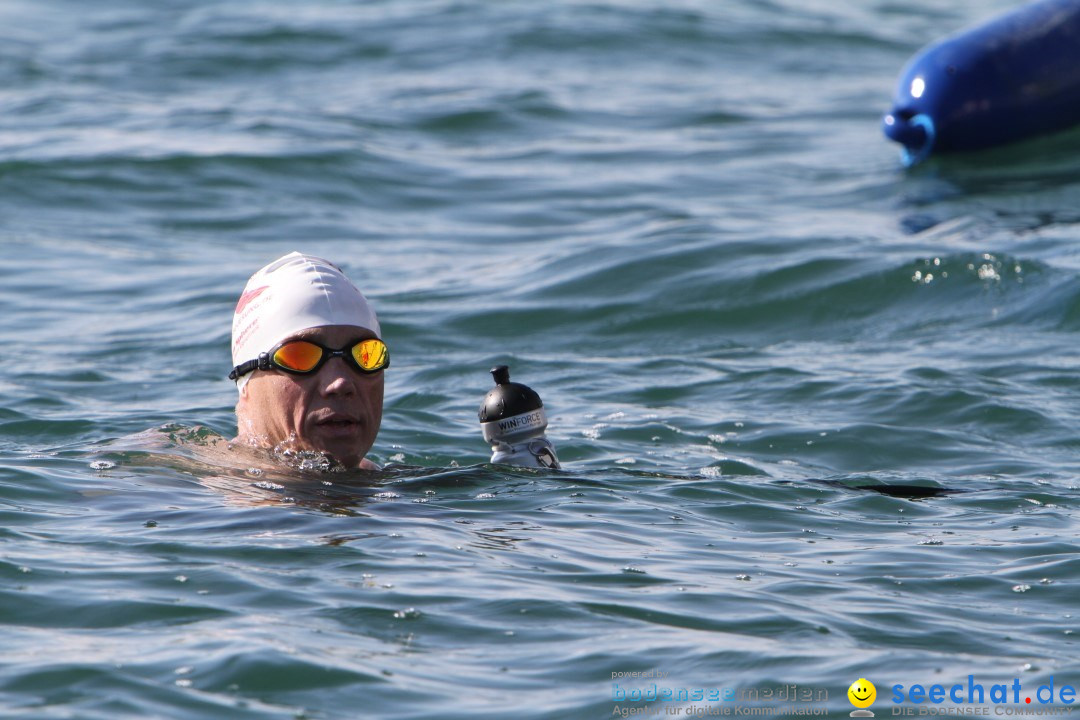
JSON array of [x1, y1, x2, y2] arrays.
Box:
[[1, 1, 1078, 718]]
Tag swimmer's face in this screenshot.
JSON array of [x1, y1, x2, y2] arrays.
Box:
[[236, 324, 384, 468]]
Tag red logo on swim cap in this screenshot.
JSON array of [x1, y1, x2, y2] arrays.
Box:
[[235, 285, 268, 313]]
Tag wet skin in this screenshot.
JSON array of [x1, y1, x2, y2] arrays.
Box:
[[235, 324, 384, 469]]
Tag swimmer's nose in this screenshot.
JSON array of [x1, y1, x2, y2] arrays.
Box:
[[318, 358, 357, 396]]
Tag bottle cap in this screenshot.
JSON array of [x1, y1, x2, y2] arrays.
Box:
[[479, 365, 542, 422], [479, 365, 547, 444]]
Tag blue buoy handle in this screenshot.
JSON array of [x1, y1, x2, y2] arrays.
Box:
[[883, 112, 936, 166], [901, 114, 936, 166]]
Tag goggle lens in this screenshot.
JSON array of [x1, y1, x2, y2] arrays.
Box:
[[352, 338, 388, 371], [273, 341, 324, 372]]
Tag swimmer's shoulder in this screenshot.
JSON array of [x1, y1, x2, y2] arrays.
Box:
[[112, 424, 227, 451]]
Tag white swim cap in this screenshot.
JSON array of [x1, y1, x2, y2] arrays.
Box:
[[231, 251, 381, 391]]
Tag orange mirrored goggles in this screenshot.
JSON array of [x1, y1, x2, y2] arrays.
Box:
[[229, 338, 389, 380]]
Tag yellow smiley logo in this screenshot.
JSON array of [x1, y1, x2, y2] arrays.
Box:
[[848, 678, 876, 709]]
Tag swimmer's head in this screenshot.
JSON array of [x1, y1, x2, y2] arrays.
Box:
[[231, 252, 381, 392], [231, 252, 384, 469]]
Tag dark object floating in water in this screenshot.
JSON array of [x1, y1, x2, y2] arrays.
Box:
[[851, 483, 960, 500], [806, 479, 961, 499], [883, 0, 1080, 165], [478, 365, 560, 469]]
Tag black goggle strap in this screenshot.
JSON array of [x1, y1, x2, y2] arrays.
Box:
[[228, 352, 272, 381]]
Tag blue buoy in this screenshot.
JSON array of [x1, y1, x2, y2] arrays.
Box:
[[883, 0, 1080, 165]]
